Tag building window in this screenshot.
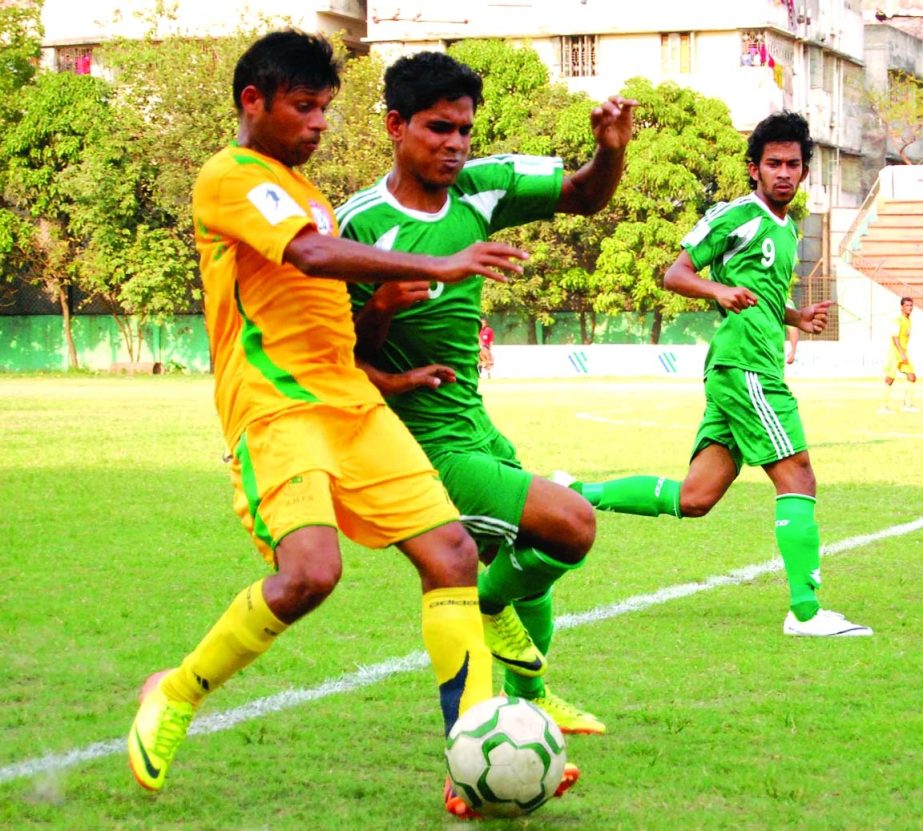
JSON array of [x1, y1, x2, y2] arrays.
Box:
[[560, 35, 597, 78], [56, 46, 94, 75], [661, 32, 691, 74], [808, 46, 823, 89]]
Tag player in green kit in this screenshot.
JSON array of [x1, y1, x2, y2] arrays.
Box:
[[337, 51, 636, 795], [554, 111, 872, 637]]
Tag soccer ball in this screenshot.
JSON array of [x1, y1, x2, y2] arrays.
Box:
[[444, 695, 567, 817]]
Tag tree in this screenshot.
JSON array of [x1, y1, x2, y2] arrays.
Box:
[[63, 103, 200, 363], [594, 79, 749, 343], [0, 2, 42, 121], [868, 70, 923, 165], [446, 40, 607, 341], [311, 51, 392, 208], [0, 72, 112, 368]]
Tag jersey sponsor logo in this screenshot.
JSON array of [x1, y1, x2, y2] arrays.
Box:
[[309, 201, 334, 235], [508, 550, 523, 571], [247, 183, 307, 226], [428, 282, 445, 299]]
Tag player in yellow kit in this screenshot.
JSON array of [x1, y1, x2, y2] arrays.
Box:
[[127, 30, 529, 803], [881, 297, 917, 413]]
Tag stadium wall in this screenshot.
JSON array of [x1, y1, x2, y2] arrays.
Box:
[[489, 340, 919, 381], [1, 314, 918, 379]]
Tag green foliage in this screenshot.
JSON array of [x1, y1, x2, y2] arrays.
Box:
[[866, 70, 922, 165], [448, 39, 551, 156], [593, 78, 750, 341], [100, 30, 254, 236], [311, 52, 392, 207], [0, 2, 42, 120]]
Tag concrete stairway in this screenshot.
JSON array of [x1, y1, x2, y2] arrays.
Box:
[[850, 200, 923, 300]]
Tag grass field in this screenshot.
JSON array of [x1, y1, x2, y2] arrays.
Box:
[[1, 374, 921, 831]]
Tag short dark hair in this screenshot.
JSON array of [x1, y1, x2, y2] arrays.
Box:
[[901, 296, 913, 304], [233, 30, 341, 111], [747, 111, 814, 181], [384, 51, 483, 120]]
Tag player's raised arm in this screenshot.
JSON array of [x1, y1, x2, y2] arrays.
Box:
[[664, 250, 758, 313], [555, 95, 638, 216], [284, 230, 527, 285]]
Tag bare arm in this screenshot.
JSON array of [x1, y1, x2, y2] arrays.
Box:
[[283, 229, 527, 285], [357, 358, 457, 397], [353, 281, 430, 360], [663, 250, 758, 313], [555, 95, 638, 216], [784, 300, 834, 334]]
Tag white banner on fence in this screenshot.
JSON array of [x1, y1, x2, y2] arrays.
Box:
[[489, 340, 911, 380]]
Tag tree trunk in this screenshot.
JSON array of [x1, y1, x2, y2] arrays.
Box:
[[57, 284, 78, 370], [650, 308, 663, 345]]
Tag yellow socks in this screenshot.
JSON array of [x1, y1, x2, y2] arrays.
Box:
[[421, 587, 492, 734], [161, 579, 288, 706]]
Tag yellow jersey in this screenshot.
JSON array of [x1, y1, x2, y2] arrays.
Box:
[[193, 145, 382, 445], [891, 313, 912, 353]]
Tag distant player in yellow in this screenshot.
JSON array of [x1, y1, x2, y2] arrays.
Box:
[[126, 30, 529, 802], [881, 296, 917, 413]]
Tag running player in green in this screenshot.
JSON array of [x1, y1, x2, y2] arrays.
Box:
[[337, 51, 636, 777], [554, 111, 872, 637]]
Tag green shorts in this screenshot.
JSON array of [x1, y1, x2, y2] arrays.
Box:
[[427, 430, 532, 552], [691, 366, 807, 469]]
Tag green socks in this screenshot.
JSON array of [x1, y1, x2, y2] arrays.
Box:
[[775, 494, 821, 621], [478, 545, 581, 614], [504, 591, 554, 699], [572, 475, 682, 518]]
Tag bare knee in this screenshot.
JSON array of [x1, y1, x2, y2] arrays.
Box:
[[679, 484, 718, 518], [401, 522, 479, 591], [559, 495, 596, 561], [269, 547, 342, 622]]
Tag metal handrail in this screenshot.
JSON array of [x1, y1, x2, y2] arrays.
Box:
[[837, 176, 881, 259]]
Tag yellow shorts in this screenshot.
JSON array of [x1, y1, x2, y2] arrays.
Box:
[[229, 403, 458, 564], [884, 351, 915, 378]]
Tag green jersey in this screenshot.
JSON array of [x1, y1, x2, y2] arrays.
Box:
[[682, 192, 799, 379], [338, 155, 563, 452]]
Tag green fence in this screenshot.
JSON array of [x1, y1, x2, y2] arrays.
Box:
[[0, 311, 722, 373], [0, 315, 211, 372]]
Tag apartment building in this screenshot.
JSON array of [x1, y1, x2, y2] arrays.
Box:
[[366, 0, 874, 210], [38, 0, 368, 76]]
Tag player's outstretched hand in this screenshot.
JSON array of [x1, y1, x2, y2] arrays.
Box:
[[372, 280, 431, 312], [716, 284, 758, 314], [437, 242, 528, 284], [591, 95, 639, 151], [797, 299, 835, 334], [376, 364, 457, 396], [406, 364, 457, 391]]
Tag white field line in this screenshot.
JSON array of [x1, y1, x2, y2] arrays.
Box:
[[2, 517, 921, 786]]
